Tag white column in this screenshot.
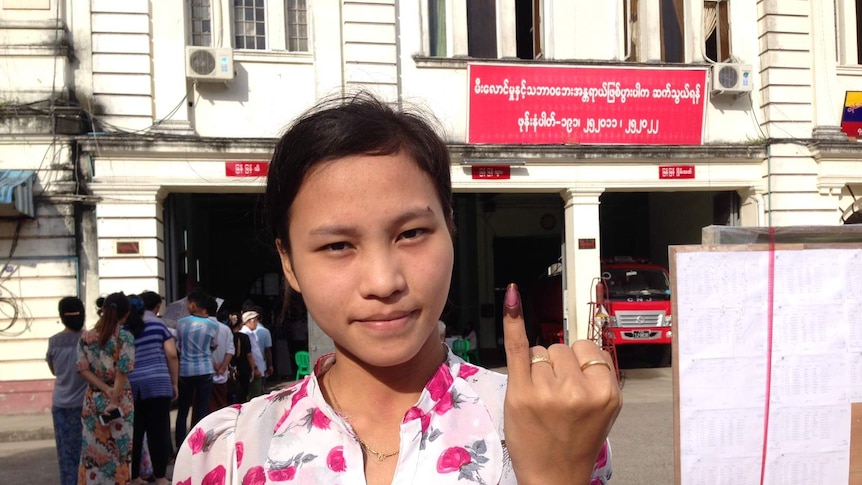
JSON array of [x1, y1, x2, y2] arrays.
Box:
[[562, 189, 603, 342], [548, 1, 577, 59], [449, 0, 468, 56], [497, 0, 517, 58], [312, 0, 345, 96], [93, 187, 166, 296], [571, 1, 618, 60], [738, 187, 767, 227], [640, 0, 662, 61], [151, 1, 192, 134]]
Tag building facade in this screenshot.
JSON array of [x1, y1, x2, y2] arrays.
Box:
[[1, 0, 861, 412]]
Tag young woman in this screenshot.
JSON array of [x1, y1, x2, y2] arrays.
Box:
[[174, 94, 621, 485], [46, 296, 89, 485], [77, 291, 136, 484]]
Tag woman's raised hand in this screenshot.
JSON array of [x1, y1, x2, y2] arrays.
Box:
[[502, 283, 622, 485]]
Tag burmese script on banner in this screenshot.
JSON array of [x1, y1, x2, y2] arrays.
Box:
[[467, 63, 708, 145]]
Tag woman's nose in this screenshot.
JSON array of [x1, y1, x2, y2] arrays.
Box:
[[358, 246, 407, 299]]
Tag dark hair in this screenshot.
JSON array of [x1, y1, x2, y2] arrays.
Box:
[[229, 311, 242, 329], [95, 296, 106, 317], [265, 92, 455, 255], [94, 292, 130, 346], [204, 295, 218, 317], [139, 291, 162, 312], [187, 290, 211, 314], [124, 295, 146, 338], [58, 296, 85, 331]]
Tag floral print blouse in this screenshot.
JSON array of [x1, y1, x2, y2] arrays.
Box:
[[173, 352, 613, 484]]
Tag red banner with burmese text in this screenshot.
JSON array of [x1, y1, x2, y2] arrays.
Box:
[[468, 63, 708, 145]]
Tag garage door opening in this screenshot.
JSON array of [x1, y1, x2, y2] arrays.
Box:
[[600, 190, 740, 367]]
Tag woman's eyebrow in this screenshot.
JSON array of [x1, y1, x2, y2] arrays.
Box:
[[307, 207, 436, 237]]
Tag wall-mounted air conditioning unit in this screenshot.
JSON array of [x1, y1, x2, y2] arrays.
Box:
[[711, 63, 752, 96], [185, 46, 234, 82]]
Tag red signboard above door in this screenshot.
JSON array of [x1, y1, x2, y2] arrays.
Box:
[[468, 63, 708, 145], [659, 165, 696, 179], [226, 161, 269, 177]]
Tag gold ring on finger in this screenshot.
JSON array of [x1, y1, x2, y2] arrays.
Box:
[[530, 355, 552, 366], [579, 359, 612, 372]]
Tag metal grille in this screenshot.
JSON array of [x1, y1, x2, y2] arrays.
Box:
[[614, 310, 665, 327]]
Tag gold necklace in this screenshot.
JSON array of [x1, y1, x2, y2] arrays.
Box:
[[326, 368, 400, 463]]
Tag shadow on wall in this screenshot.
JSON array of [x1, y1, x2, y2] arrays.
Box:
[[192, 63, 251, 104]]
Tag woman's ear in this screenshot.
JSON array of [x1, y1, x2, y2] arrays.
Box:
[[276, 239, 301, 293]]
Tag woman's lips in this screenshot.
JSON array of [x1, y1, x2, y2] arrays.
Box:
[[355, 311, 415, 331]]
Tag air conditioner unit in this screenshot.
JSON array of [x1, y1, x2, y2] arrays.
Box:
[[185, 46, 234, 82], [711, 63, 753, 95]]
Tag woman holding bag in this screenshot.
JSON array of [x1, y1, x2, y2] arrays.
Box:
[[76, 292, 136, 484]]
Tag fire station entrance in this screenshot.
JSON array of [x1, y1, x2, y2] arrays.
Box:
[[161, 189, 740, 370]]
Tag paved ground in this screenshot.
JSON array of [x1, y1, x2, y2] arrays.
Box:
[[0, 367, 674, 484]]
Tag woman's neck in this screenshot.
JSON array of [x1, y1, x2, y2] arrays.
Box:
[[325, 335, 447, 419]]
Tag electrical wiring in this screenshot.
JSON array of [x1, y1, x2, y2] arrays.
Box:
[[0, 220, 23, 334]]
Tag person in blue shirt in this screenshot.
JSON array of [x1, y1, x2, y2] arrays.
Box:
[[174, 290, 219, 449]]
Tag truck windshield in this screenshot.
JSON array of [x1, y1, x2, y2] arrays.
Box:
[[604, 268, 670, 298]]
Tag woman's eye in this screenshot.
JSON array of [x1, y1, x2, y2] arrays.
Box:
[[323, 242, 350, 252], [399, 228, 426, 240]]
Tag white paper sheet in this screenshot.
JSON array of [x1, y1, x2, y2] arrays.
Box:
[[674, 248, 859, 485]]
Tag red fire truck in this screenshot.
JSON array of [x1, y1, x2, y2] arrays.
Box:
[[595, 257, 672, 365]]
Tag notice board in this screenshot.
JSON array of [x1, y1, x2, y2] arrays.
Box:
[[670, 243, 862, 485]]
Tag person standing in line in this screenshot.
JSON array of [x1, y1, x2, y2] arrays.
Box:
[[250, 307, 274, 389], [126, 292, 177, 485], [46, 296, 89, 485], [205, 296, 234, 414], [174, 290, 219, 449], [228, 312, 255, 404], [239, 310, 266, 399], [76, 292, 135, 485]]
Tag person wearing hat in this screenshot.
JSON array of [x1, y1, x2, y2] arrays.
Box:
[[47, 296, 89, 485], [239, 310, 266, 398]]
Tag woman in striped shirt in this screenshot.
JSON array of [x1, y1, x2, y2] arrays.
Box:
[[126, 293, 178, 485]]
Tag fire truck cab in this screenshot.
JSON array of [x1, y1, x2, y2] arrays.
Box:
[[597, 257, 673, 364]]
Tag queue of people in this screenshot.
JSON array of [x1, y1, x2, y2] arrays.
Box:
[[46, 290, 279, 485]]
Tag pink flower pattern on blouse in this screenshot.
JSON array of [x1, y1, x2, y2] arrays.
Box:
[[173, 352, 613, 484]]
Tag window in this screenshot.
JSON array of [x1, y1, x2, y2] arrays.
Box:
[[428, 0, 446, 56], [660, 0, 684, 62], [234, 0, 266, 50], [190, 0, 212, 47], [704, 0, 730, 62], [624, 0, 639, 60], [515, 0, 542, 59], [286, 0, 308, 52], [467, 0, 497, 58]]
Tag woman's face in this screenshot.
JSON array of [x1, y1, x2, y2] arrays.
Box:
[[279, 152, 454, 367]]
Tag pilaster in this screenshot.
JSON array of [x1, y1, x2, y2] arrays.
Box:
[[92, 186, 165, 296], [562, 189, 603, 342]]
